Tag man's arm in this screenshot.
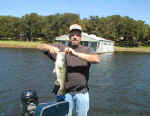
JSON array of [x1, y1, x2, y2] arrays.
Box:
[[37, 44, 59, 54], [65, 47, 100, 63], [75, 52, 100, 63]]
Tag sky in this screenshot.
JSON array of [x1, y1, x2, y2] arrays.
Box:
[[1, 0, 150, 24]]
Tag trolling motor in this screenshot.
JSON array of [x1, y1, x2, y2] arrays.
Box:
[[20, 89, 69, 116], [21, 90, 39, 116]]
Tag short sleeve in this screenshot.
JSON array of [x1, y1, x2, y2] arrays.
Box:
[[86, 47, 95, 54]]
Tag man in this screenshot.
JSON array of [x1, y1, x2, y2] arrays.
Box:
[[37, 24, 100, 116]]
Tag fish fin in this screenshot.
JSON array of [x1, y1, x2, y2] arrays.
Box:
[[53, 62, 56, 73], [55, 80, 60, 85], [53, 68, 56, 73], [52, 84, 60, 95]]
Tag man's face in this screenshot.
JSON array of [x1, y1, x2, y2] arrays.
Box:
[[69, 30, 81, 46]]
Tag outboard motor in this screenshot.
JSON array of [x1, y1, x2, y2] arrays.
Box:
[[21, 90, 39, 116]]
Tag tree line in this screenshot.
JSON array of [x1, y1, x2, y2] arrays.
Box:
[[0, 13, 150, 47]]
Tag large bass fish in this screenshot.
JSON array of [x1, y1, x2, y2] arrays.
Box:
[[54, 52, 66, 96]]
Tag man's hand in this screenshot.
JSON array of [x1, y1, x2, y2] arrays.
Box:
[[49, 46, 60, 54], [64, 47, 77, 56]]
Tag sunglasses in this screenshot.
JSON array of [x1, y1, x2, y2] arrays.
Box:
[[69, 30, 81, 37]]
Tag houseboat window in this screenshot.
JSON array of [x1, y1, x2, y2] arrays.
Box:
[[91, 42, 97, 51], [91, 42, 97, 47], [81, 41, 89, 46], [104, 42, 107, 45]]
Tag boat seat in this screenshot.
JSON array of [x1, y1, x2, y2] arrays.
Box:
[[34, 101, 69, 116]]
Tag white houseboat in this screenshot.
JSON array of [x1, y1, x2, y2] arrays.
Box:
[[55, 33, 114, 53]]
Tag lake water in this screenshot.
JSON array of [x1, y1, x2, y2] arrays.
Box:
[[0, 48, 150, 116]]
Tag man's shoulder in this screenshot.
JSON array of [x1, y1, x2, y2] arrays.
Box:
[[80, 45, 91, 49], [79, 45, 94, 53]]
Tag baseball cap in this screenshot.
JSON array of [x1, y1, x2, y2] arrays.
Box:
[[69, 24, 82, 32]]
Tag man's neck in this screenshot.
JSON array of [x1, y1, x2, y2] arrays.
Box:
[[68, 43, 81, 49]]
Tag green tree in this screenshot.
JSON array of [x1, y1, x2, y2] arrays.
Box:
[[0, 16, 21, 40], [21, 13, 44, 41], [43, 13, 80, 42]]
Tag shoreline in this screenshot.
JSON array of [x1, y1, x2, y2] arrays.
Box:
[[0, 40, 150, 53], [114, 46, 150, 53], [0, 40, 43, 49]]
